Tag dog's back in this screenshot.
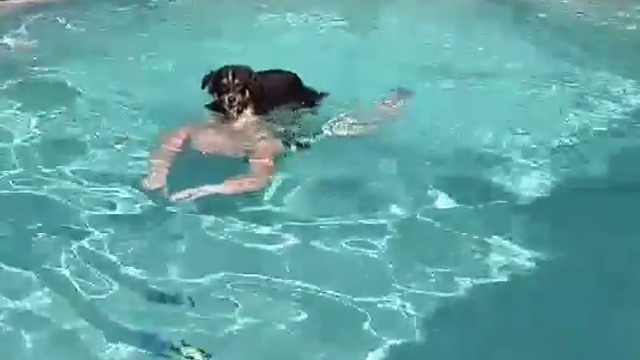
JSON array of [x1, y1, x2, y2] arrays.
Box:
[[255, 69, 328, 114]]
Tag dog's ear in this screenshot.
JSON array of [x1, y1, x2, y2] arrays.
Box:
[[247, 73, 262, 101], [200, 70, 216, 91]]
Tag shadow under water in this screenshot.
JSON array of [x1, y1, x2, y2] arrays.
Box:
[[0, 192, 192, 357], [385, 145, 640, 360]]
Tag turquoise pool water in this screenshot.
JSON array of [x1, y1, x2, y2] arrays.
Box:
[[1, 0, 640, 360]]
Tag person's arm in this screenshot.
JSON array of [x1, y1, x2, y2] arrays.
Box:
[[150, 126, 191, 172], [141, 126, 191, 192], [169, 139, 283, 202], [217, 141, 279, 194]]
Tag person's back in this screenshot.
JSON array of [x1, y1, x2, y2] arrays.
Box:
[[142, 111, 285, 201], [188, 117, 276, 158]]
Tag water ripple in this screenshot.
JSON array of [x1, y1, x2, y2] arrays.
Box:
[[3, 1, 637, 360]]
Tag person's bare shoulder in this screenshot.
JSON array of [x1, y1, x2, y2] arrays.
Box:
[[158, 123, 197, 144], [181, 122, 200, 132]]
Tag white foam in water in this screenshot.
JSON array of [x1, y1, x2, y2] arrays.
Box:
[[0, 1, 639, 360], [366, 339, 405, 360], [428, 189, 459, 209]]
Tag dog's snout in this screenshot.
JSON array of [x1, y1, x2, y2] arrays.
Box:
[[227, 94, 238, 104]]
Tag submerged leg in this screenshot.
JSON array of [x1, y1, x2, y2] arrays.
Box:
[[324, 86, 415, 135]]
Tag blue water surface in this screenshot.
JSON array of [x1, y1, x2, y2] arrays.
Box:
[[1, 0, 639, 360]]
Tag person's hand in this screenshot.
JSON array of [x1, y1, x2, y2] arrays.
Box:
[[142, 170, 168, 193], [169, 184, 224, 202]]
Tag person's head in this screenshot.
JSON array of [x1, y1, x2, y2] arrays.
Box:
[[200, 65, 262, 118]]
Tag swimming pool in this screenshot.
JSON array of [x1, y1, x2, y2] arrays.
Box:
[[1, 0, 639, 359]]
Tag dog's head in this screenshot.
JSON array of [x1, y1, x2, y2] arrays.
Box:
[[200, 65, 262, 117]]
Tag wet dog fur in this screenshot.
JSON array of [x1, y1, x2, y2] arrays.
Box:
[[200, 64, 329, 119]]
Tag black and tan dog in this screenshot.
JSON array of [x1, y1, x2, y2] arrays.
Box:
[[200, 64, 329, 119]]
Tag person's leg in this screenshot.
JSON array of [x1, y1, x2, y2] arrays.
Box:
[[282, 87, 415, 151], [321, 87, 415, 137], [0, 0, 64, 15]]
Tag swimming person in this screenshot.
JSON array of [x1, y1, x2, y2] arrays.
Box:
[[141, 87, 414, 202]]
